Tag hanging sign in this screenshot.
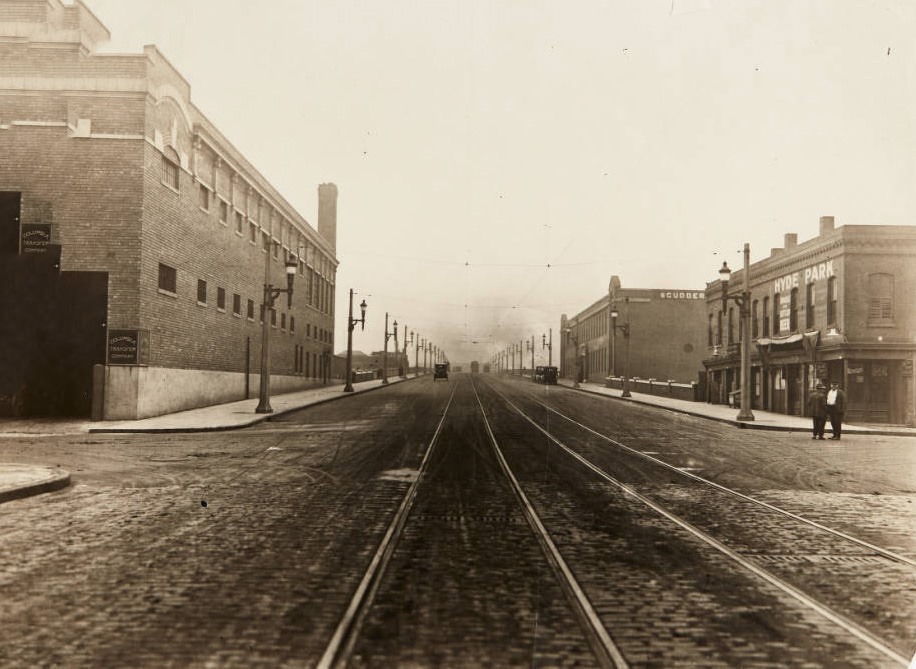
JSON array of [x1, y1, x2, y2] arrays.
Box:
[[107, 329, 150, 365], [21, 224, 51, 253]]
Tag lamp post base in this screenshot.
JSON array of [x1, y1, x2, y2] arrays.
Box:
[[255, 404, 273, 414], [621, 390, 631, 398], [343, 385, 353, 393], [736, 409, 755, 421]]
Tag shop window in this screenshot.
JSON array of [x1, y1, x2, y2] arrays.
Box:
[[197, 279, 207, 305], [867, 273, 894, 325], [158, 263, 177, 294]]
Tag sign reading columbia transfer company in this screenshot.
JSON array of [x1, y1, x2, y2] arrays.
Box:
[[21, 224, 51, 253], [107, 329, 150, 365]]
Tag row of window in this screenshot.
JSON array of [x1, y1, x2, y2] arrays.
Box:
[[710, 274, 896, 347], [158, 263, 332, 343], [161, 154, 335, 318]]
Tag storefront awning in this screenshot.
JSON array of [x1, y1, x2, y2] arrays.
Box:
[[756, 330, 820, 359]]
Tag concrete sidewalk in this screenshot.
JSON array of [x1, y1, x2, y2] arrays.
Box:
[[0, 373, 912, 505]]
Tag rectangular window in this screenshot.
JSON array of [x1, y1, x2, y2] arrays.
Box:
[[867, 273, 894, 324], [158, 263, 177, 294], [290, 316, 296, 333], [199, 185, 210, 211], [249, 222, 258, 244], [762, 296, 770, 337], [217, 287, 226, 311], [270, 309, 277, 327], [247, 299, 255, 320], [789, 287, 798, 332], [827, 277, 838, 325], [162, 156, 179, 190], [197, 279, 207, 304], [772, 293, 781, 335], [232, 293, 241, 316], [805, 283, 815, 329], [727, 307, 734, 344], [752, 299, 759, 338], [236, 211, 244, 235], [280, 313, 286, 330], [219, 200, 229, 224]]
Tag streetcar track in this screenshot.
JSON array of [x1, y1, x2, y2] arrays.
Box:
[[316, 385, 457, 669], [470, 379, 630, 669], [483, 378, 910, 667], [517, 382, 916, 569]]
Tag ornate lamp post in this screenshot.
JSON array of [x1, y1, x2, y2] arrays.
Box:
[[382, 313, 397, 385], [542, 328, 553, 367], [343, 289, 368, 393], [610, 301, 631, 398], [402, 326, 412, 378], [563, 327, 581, 388], [718, 243, 755, 421], [256, 246, 300, 413]]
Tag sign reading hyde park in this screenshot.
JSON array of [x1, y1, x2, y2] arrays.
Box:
[[773, 260, 835, 293]]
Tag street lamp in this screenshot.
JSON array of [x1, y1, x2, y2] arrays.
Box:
[[542, 329, 553, 367], [718, 243, 755, 421], [255, 245, 300, 413], [382, 313, 397, 385], [563, 327, 581, 388], [343, 288, 368, 393], [610, 301, 631, 398], [402, 325, 411, 378]]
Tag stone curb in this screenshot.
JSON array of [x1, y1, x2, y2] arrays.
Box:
[[0, 467, 71, 505]]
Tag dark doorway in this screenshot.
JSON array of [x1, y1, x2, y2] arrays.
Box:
[[0, 192, 21, 254], [0, 250, 108, 417]]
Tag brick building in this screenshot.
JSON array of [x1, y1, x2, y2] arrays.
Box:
[[0, 0, 338, 419], [560, 276, 708, 388], [704, 217, 916, 426]]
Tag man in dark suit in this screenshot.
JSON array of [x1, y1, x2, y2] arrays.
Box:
[[826, 381, 847, 440], [807, 383, 828, 440]]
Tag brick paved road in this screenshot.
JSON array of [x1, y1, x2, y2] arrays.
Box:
[[0, 374, 913, 667]]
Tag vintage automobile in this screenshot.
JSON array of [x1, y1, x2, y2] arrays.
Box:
[[433, 362, 449, 381]]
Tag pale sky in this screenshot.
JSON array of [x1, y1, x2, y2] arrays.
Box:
[[84, 0, 916, 365]]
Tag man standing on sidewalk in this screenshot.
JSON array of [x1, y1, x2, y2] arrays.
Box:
[[826, 381, 847, 440], [807, 383, 828, 440]]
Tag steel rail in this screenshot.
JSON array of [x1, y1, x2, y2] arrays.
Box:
[[524, 387, 916, 569], [493, 385, 910, 667], [316, 386, 457, 669], [471, 381, 630, 669]]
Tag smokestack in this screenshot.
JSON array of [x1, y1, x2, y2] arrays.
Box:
[[819, 215, 835, 235], [317, 183, 337, 252]]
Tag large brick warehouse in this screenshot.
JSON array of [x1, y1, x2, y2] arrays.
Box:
[[0, 0, 339, 419]]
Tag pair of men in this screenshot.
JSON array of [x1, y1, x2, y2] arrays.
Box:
[[808, 381, 846, 440]]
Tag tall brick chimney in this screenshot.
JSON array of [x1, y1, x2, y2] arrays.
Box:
[[784, 233, 797, 248], [317, 183, 337, 252], [819, 215, 835, 235]]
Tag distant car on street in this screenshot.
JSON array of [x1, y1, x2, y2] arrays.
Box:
[[433, 363, 449, 381]]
